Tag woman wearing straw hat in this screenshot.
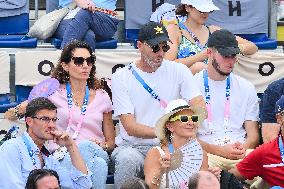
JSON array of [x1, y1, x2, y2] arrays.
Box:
[[144, 99, 214, 188]]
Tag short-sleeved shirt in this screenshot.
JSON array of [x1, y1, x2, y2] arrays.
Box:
[[59, 0, 117, 10], [236, 136, 284, 187], [194, 71, 259, 145], [49, 85, 112, 144], [260, 77, 284, 124], [112, 60, 201, 145]]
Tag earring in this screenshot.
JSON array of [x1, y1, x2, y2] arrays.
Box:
[[170, 132, 174, 143]]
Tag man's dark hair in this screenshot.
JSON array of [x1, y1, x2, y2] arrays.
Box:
[[25, 97, 57, 129], [25, 169, 61, 189], [25, 97, 57, 118]]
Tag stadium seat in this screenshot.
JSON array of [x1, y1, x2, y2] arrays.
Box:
[[106, 174, 114, 184], [0, 94, 18, 113], [0, 13, 37, 48], [51, 38, 118, 49], [15, 85, 33, 103], [237, 33, 277, 50]]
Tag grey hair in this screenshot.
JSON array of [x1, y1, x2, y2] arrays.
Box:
[[187, 172, 200, 189]]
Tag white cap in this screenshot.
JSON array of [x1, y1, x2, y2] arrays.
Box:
[[181, 0, 219, 12]]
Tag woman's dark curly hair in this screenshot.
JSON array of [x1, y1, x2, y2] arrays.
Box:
[[25, 169, 61, 189], [176, 4, 190, 17], [51, 40, 102, 90]]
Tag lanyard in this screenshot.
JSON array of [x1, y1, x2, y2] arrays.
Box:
[[22, 134, 39, 169], [279, 135, 284, 163], [129, 65, 167, 108], [203, 70, 231, 132], [66, 82, 89, 139]]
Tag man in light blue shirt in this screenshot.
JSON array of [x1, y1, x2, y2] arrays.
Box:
[[0, 97, 92, 189]]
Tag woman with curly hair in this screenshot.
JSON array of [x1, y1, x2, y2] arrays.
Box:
[[5, 40, 115, 189]]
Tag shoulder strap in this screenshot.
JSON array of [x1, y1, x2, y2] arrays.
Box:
[[178, 22, 206, 50], [205, 25, 212, 35]]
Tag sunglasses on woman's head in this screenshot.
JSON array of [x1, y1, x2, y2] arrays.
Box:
[[144, 43, 170, 53], [71, 56, 96, 66], [169, 115, 199, 123]]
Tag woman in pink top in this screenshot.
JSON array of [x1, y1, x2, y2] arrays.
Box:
[[4, 40, 115, 189]]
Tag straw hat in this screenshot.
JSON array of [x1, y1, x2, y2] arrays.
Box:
[[155, 99, 207, 141]]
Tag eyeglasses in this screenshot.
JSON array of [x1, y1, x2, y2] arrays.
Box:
[[71, 56, 96, 66], [31, 116, 58, 124], [169, 115, 199, 123], [144, 43, 170, 53]]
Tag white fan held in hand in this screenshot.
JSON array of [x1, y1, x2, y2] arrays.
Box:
[[156, 139, 203, 189]]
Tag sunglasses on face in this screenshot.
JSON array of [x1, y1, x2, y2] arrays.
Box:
[[145, 43, 170, 53], [169, 115, 199, 123], [71, 56, 96, 66]]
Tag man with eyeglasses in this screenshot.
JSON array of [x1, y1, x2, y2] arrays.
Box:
[[0, 97, 92, 189], [111, 21, 206, 188], [193, 29, 259, 169]]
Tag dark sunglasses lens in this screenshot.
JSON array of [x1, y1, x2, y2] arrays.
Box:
[[73, 57, 85, 65], [162, 45, 170, 52], [151, 45, 160, 53], [180, 115, 189, 123], [86, 56, 95, 65], [191, 115, 199, 122]]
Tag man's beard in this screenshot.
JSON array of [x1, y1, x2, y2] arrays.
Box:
[[141, 53, 162, 70], [212, 57, 231, 76]]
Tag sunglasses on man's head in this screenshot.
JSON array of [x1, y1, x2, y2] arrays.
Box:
[[145, 43, 170, 53], [71, 56, 96, 66], [169, 115, 199, 123]]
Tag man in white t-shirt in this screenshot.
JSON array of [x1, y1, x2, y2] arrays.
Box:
[[111, 22, 206, 188], [194, 29, 259, 169]]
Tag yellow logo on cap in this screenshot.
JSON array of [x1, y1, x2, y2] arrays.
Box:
[[154, 26, 164, 34]]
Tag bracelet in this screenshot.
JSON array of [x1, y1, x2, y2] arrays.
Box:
[[151, 176, 160, 186], [14, 105, 23, 119]]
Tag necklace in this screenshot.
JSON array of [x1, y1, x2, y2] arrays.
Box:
[[71, 90, 85, 108]]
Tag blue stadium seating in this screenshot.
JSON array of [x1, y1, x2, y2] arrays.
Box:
[[0, 13, 37, 48], [237, 33, 277, 50], [0, 94, 18, 113], [51, 38, 118, 49], [15, 85, 33, 103]]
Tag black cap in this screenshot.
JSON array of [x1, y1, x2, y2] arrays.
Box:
[[138, 22, 170, 46], [207, 29, 240, 56]]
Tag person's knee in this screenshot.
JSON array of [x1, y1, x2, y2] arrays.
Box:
[[75, 9, 92, 20], [113, 148, 144, 168]]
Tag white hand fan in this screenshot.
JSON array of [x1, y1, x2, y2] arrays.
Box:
[[165, 139, 203, 188]]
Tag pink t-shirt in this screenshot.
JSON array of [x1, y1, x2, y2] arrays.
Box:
[[49, 85, 112, 144]]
